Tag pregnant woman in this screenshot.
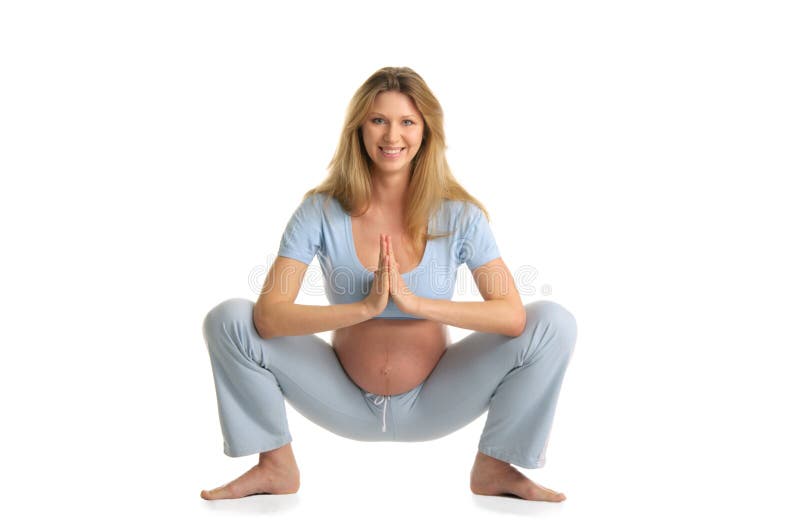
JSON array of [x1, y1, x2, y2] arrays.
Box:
[[201, 66, 578, 502]]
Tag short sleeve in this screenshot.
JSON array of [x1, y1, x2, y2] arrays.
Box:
[[277, 194, 323, 264], [458, 203, 501, 270]]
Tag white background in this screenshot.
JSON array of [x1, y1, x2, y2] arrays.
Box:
[[2, 1, 798, 530]]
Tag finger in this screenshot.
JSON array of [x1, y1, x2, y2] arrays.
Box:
[[383, 239, 389, 274], [382, 240, 389, 273]]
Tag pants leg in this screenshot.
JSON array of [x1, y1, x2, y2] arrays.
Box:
[[202, 298, 382, 457], [397, 300, 578, 469]]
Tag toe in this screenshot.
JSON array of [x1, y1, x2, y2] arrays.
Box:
[[201, 488, 222, 500], [201, 485, 232, 500], [525, 484, 566, 502]]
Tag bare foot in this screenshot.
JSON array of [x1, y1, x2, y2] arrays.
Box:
[[201, 445, 300, 500], [470, 451, 566, 502]]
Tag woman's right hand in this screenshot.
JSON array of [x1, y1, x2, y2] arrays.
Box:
[[362, 233, 390, 318]]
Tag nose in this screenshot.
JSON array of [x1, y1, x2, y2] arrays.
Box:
[[383, 122, 400, 143]]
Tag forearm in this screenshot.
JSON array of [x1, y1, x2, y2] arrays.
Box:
[[255, 301, 371, 339], [415, 298, 525, 337]]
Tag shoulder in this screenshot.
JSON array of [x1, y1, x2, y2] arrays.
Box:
[[437, 198, 477, 218], [294, 192, 340, 215], [440, 199, 486, 227], [429, 199, 483, 228], [298, 191, 328, 207]]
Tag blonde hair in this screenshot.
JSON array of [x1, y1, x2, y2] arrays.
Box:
[[304, 66, 490, 258]]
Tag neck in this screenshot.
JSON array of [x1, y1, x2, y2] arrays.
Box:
[[369, 168, 410, 213]]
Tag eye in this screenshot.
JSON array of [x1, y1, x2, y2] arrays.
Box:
[[370, 117, 416, 126]]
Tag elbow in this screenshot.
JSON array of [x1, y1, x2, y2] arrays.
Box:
[[509, 307, 527, 337], [253, 304, 276, 339]]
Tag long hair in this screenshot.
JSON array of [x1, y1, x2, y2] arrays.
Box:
[[304, 66, 490, 258]]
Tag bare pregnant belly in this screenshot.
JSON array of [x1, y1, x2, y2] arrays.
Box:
[[332, 319, 450, 396]]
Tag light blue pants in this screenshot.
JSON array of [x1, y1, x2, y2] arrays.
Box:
[[202, 299, 578, 469]]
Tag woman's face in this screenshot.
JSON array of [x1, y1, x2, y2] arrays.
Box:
[[360, 91, 425, 178]]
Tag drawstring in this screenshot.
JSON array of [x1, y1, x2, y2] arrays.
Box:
[[366, 393, 390, 432]]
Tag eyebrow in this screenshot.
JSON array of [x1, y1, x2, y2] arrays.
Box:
[[371, 112, 420, 119]]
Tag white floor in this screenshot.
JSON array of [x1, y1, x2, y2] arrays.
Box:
[[10, 367, 794, 532]]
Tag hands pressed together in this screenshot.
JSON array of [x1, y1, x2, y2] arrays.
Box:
[[362, 233, 421, 318]]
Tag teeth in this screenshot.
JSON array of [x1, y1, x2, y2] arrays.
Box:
[[382, 148, 402, 153]]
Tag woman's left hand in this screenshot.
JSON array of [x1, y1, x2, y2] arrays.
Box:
[[385, 235, 421, 316]]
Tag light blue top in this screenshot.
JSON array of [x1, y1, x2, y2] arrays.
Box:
[[277, 193, 501, 319]]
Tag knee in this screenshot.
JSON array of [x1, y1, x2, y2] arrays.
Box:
[[523, 300, 578, 344], [202, 298, 256, 340]]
